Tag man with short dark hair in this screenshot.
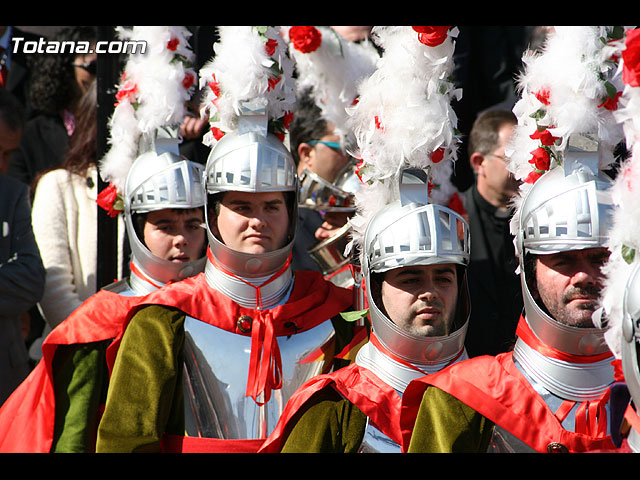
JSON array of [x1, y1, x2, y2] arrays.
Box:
[[463, 109, 522, 357]]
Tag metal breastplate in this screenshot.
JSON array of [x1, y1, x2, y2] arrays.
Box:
[[355, 341, 468, 453], [182, 315, 336, 440], [486, 340, 615, 452], [358, 420, 402, 453]]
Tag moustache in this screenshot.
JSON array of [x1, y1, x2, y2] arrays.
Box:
[[562, 285, 600, 306]]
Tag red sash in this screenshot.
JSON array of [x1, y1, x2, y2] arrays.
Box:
[[259, 362, 402, 452]]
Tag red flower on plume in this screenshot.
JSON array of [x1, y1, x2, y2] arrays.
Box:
[[599, 91, 623, 111], [412, 26, 451, 47], [447, 192, 467, 217], [530, 128, 559, 146], [623, 28, 640, 88], [211, 126, 225, 141], [182, 72, 195, 90], [96, 184, 122, 218], [268, 76, 281, 91], [265, 38, 278, 56], [528, 147, 550, 171], [115, 80, 138, 104], [430, 147, 445, 164], [167, 37, 179, 51], [374, 115, 383, 130], [534, 88, 551, 106], [283, 111, 294, 130], [524, 169, 544, 184], [289, 26, 322, 53]]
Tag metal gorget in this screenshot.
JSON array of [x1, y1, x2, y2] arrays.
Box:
[[204, 257, 293, 309], [182, 314, 336, 440], [355, 339, 468, 453], [512, 335, 614, 403]]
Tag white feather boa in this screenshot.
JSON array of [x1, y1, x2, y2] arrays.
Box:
[[199, 26, 296, 147], [346, 26, 462, 254], [99, 26, 195, 194]]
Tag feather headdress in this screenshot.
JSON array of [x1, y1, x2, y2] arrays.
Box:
[[506, 26, 627, 239], [598, 28, 640, 358], [98, 26, 196, 204], [283, 26, 380, 147], [198, 26, 296, 146], [346, 26, 463, 254]]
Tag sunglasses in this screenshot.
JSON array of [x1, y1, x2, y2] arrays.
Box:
[[308, 140, 343, 152]]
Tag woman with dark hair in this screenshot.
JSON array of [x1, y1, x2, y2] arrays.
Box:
[[30, 78, 125, 343], [6, 26, 98, 189]]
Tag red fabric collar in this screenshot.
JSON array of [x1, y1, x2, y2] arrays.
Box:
[[400, 353, 617, 453], [259, 362, 403, 452], [106, 271, 354, 406]]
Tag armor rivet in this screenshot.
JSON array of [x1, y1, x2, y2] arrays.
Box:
[[237, 315, 253, 333], [423, 341, 443, 361], [546, 442, 568, 453], [578, 333, 601, 355]]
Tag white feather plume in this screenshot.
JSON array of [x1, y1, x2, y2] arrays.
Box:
[[346, 26, 463, 253], [99, 26, 195, 194], [199, 26, 296, 146], [600, 27, 640, 358], [507, 26, 626, 240], [283, 26, 380, 145]]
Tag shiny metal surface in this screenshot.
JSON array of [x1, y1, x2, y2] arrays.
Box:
[[622, 262, 640, 425], [298, 168, 357, 212], [182, 315, 336, 440], [307, 222, 352, 277], [358, 420, 401, 453], [515, 165, 614, 356]]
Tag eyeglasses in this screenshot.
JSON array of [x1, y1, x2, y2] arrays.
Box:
[[308, 140, 343, 152], [72, 60, 97, 75], [488, 153, 510, 163]]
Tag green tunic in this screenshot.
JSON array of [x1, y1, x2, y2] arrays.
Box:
[[407, 386, 494, 453], [279, 387, 368, 453], [96, 304, 356, 452]]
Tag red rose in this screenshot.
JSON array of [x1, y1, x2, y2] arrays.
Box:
[[412, 26, 451, 47], [267, 76, 281, 92], [530, 128, 559, 146], [528, 147, 550, 171], [265, 38, 278, 56], [447, 192, 467, 216], [524, 169, 544, 184], [167, 37, 179, 51], [283, 111, 294, 130], [96, 184, 122, 218], [623, 28, 640, 87], [182, 72, 194, 90], [115, 80, 138, 104], [289, 26, 322, 53], [211, 126, 225, 141], [430, 147, 445, 163], [534, 88, 551, 106], [599, 91, 623, 111]]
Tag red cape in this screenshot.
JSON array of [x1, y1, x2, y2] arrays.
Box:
[[259, 361, 401, 453], [105, 271, 355, 453], [0, 289, 141, 453], [400, 351, 617, 453]]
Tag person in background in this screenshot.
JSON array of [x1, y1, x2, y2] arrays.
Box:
[[463, 109, 522, 357], [0, 88, 45, 405], [7, 26, 97, 190]]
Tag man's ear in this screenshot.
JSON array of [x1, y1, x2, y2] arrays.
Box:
[[297, 142, 314, 172], [469, 152, 485, 175]]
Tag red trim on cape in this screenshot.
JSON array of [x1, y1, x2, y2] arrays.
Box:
[[161, 434, 264, 453], [259, 361, 402, 453], [400, 350, 617, 453], [0, 290, 140, 453]]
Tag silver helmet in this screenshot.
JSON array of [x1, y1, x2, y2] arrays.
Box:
[[362, 169, 470, 365], [621, 263, 640, 413], [514, 137, 615, 356], [124, 144, 206, 289], [204, 122, 298, 278]]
